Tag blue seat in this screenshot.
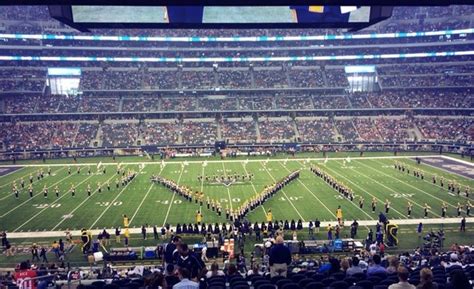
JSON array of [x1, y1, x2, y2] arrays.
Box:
[[355, 280, 373, 289], [304, 282, 325, 289], [255, 280, 272, 289], [299, 278, 314, 288], [329, 280, 349, 289], [281, 283, 299, 289]]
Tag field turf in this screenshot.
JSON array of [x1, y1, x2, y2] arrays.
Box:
[[0, 153, 472, 234]]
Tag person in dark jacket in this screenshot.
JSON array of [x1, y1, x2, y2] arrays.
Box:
[[269, 236, 291, 277]]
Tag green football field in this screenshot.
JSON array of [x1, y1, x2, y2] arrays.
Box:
[[0, 153, 472, 234]]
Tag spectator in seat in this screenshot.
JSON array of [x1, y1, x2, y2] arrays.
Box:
[[269, 235, 292, 277], [173, 268, 199, 289], [367, 254, 387, 276], [388, 266, 415, 289], [446, 269, 471, 289], [205, 262, 225, 278], [346, 256, 364, 276], [417, 268, 438, 289]]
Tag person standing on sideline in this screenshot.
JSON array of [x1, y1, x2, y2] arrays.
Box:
[[269, 236, 292, 277], [460, 217, 466, 232], [417, 222, 423, 238]]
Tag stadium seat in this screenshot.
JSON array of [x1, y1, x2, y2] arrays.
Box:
[[276, 279, 293, 289], [299, 278, 314, 287], [373, 285, 388, 289], [304, 282, 325, 289], [311, 274, 326, 282], [355, 280, 373, 289], [257, 284, 276, 289], [321, 278, 336, 286], [208, 285, 226, 289], [329, 280, 349, 289], [232, 284, 250, 289], [254, 280, 272, 289], [271, 276, 286, 284], [231, 281, 249, 288], [351, 273, 366, 281], [366, 276, 381, 285], [343, 277, 356, 285], [281, 282, 299, 289], [291, 274, 306, 283]]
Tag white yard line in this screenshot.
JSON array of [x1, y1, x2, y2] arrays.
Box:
[[441, 155, 474, 167], [13, 173, 98, 232], [241, 162, 266, 216], [129, 165, 165, 226], [221, 162, 233, 211], [50, 173, 118, 231], [200, 164, 205, 192], [259, 161, 305, 221], [162, 165, 185, 227], [0, 167, 26, 180], [278, 161, 337, 219], [0, 167, 65, 198], [89, 170, 138, 229], [0, 155, 443, 168], [404, 160, 473, 182], [358, 160, 459, 209], [323, 162, 408, 219], [295, 161, 374, 220], [398, 159, 473, 201], [0, 170, 76, 218], [350, 160, 442, 218], [7, 216, 470, 239]]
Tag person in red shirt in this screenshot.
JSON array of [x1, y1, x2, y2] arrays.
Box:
[[14, 262, 37, 289]]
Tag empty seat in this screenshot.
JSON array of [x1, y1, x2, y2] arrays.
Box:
[[305, 282, 325, 289], [299, 278, 314, 288], [329, 281, 349, 289], [281, 283, 299, 289]]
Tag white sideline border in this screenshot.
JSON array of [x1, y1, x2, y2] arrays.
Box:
[[5, 217, 473, 239], [0, 155, 446, 168]]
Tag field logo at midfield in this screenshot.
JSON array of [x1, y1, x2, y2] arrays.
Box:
[[33, 203, 62, 209], [390, 193, 414, 198]]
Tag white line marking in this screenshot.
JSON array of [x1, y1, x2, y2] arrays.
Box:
[[295, 161, 374, 220], [14, 173, 97, 232], [353, 160, 442, 218], [360, 159, 459, 209], [259, 161, 305, 221], [8, 216, 470, 239], [89, 169, 138, 229], [129, 183, 155, 226], [162, 165, 185, 226], [129, 165, 165, 226], [241, 162, 266, 216], [400, 159, 472, 201], [1, 169, 75, 218], [50, 173, 118, 231], [221, 162, 233, 211], [322, 161, 407, 219], [277, 161, 336, 219], [0, 155, 442, 168], [406, 158, 473, 183], [0, 167, 26, 180], [441, 155, 474, 167]]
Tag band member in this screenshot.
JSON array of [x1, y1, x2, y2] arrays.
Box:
[[424, 203, 431, 218], [407, 201, 412, 217]]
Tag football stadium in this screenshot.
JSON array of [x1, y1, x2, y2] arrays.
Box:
[[0, 4, 473, 289]]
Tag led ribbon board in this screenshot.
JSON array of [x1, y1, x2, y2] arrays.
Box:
[[0, 28, 472, 42], [0, 51, 473, 63]]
